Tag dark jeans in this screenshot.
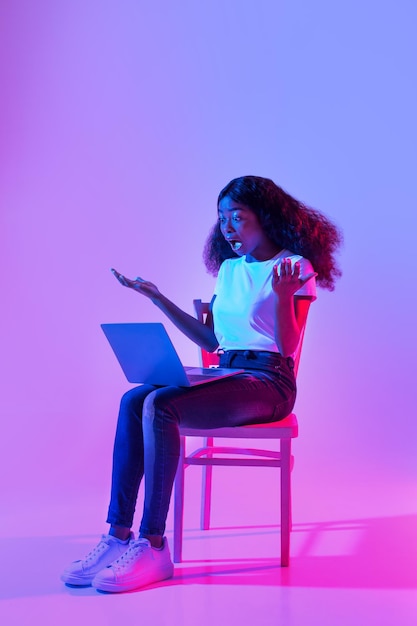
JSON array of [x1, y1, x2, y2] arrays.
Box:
[[107, 350, 296, 536]]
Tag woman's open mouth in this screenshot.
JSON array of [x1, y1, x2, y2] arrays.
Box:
[[228, 239, 242, 251]]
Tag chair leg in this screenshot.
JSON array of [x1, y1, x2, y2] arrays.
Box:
[[173, 435, 186, 563], [200, 436, 213, 530], [280, 438, 292, 567]]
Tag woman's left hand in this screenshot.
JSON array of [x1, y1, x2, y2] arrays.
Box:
[[272, 259, 317, 299]]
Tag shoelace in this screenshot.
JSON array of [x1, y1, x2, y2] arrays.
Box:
[[110, 539, 149, 571], [83, 535, 109, 563]]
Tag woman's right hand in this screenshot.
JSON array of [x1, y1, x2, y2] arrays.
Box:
[[111, 268, 219, 353], [111, 268, 161, 301]]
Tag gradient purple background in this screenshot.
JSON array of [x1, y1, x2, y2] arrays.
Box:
[[1, 0, 416, 622]]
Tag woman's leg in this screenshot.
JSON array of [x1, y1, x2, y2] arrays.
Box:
[[91, 366, 296, 593], [106, 384, 156, 531], [61, 384, 157, 586]]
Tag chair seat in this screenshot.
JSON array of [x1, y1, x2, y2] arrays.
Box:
[[179, 413, 298, 439]]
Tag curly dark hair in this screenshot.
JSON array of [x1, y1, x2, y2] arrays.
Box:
[[203, 175, 343, 291]]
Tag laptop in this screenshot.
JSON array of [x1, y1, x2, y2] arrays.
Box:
[[101, 323, 244, 387]]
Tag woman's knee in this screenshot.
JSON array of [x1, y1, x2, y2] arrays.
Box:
[[142, 387, 182, 424], [119, 385, 155, 416]]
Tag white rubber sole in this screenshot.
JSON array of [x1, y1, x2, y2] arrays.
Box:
[[92, 564, 174, 593]]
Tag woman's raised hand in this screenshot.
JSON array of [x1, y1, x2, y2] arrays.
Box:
[[272, 259, 316, 299], [111, 268, 161, 300]]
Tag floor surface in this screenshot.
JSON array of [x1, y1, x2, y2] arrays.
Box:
[[1, 466, 416, 626]]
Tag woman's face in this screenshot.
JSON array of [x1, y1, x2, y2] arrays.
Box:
[[218, 196, 279, 261]]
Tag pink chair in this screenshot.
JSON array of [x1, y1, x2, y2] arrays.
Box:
[[173, 300, 305, 566]]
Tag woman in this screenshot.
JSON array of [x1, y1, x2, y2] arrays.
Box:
[[61, 175, 342, 593]]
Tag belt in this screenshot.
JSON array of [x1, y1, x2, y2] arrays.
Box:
[[218, 349, 294, 372]]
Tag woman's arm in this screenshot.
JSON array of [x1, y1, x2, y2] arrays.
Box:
[[111, 269, 219, 353], [152, 293, 219, 352], [274, 295, 312, 356], [272, 259, 316, 356]]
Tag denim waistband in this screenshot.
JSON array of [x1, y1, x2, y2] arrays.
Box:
[[218, 349, 294, 373]]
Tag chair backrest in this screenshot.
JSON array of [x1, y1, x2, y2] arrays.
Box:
[[193, 299, 307, 377]]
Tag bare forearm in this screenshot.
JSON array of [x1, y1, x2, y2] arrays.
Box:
[[274, 295, 302, 357], [152, 293, 219, 353], [110, 269, 218, 351]]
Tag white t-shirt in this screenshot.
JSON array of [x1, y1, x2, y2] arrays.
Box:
[[212, 249, 316, 354]]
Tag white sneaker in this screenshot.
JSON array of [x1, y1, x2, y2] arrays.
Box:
[[61, 533, 134, 586], [92, 537, 174, 593]]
